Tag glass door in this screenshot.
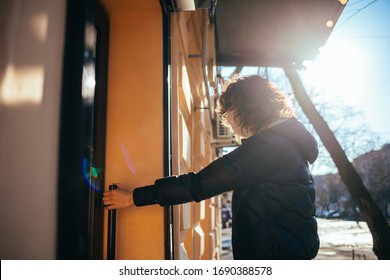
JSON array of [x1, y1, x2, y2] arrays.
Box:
[[57, 0, 109, 259]]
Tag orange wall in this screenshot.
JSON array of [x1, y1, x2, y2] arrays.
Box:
[[102, 0, 164, 259]]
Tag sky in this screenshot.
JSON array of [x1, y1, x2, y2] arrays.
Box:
[[302, 0, 390, 143]]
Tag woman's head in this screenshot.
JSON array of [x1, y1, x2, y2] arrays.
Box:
[[216, 75, 294, 140]]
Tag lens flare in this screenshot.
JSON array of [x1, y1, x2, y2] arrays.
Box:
[[121, 143, 136, 173], [82, 157, 102, 191]]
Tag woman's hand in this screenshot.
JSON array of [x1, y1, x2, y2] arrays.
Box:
[[103, 183, 134, 210]]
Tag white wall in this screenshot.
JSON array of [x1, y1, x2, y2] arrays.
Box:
[[0, 0, 66, 259]]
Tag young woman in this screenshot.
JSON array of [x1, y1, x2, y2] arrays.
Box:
[[103, 75, 320, 260]]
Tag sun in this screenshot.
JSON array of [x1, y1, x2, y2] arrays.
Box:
[[301, 38, 365, 102]]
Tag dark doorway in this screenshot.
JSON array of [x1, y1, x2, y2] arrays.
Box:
[[57, 0, 109, 259]]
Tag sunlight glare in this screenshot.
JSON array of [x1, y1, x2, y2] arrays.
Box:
[[302, 38, 365, 103], [0, 64, 44, 105], [30, 13, 49, 43]]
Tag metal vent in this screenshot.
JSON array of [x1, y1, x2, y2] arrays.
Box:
[[217, 119, 231, 138]]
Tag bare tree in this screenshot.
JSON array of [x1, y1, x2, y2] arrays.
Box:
[[284, 64, 390, 260], [264, 66, 383, 174], [299, 91, 382, 174]]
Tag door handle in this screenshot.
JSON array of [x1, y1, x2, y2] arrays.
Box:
[[107, 184, 117, 260]]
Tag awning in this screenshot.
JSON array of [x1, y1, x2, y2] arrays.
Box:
[[215, 0, 347, 67]]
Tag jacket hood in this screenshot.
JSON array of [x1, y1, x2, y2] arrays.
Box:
[[270, 117, 318, 164]]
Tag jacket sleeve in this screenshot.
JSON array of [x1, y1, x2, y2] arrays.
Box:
[[133, 156, 238, 207], [132, 164, 236, 207], [133, 133, 287, 207]]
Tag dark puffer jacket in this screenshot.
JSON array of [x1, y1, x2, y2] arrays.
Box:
[[133, 117, 320, 259]]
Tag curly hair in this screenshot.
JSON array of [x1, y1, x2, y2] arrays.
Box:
[[216, 75, 294, 139]]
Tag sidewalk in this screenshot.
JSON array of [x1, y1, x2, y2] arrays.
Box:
[[221, 218, 377, 260], [315, 218, 376, 260]]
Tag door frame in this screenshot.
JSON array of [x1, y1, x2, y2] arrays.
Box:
[[57, 0, 109, 259]]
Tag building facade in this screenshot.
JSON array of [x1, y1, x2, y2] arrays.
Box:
[[314, 144, 390, 220]]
